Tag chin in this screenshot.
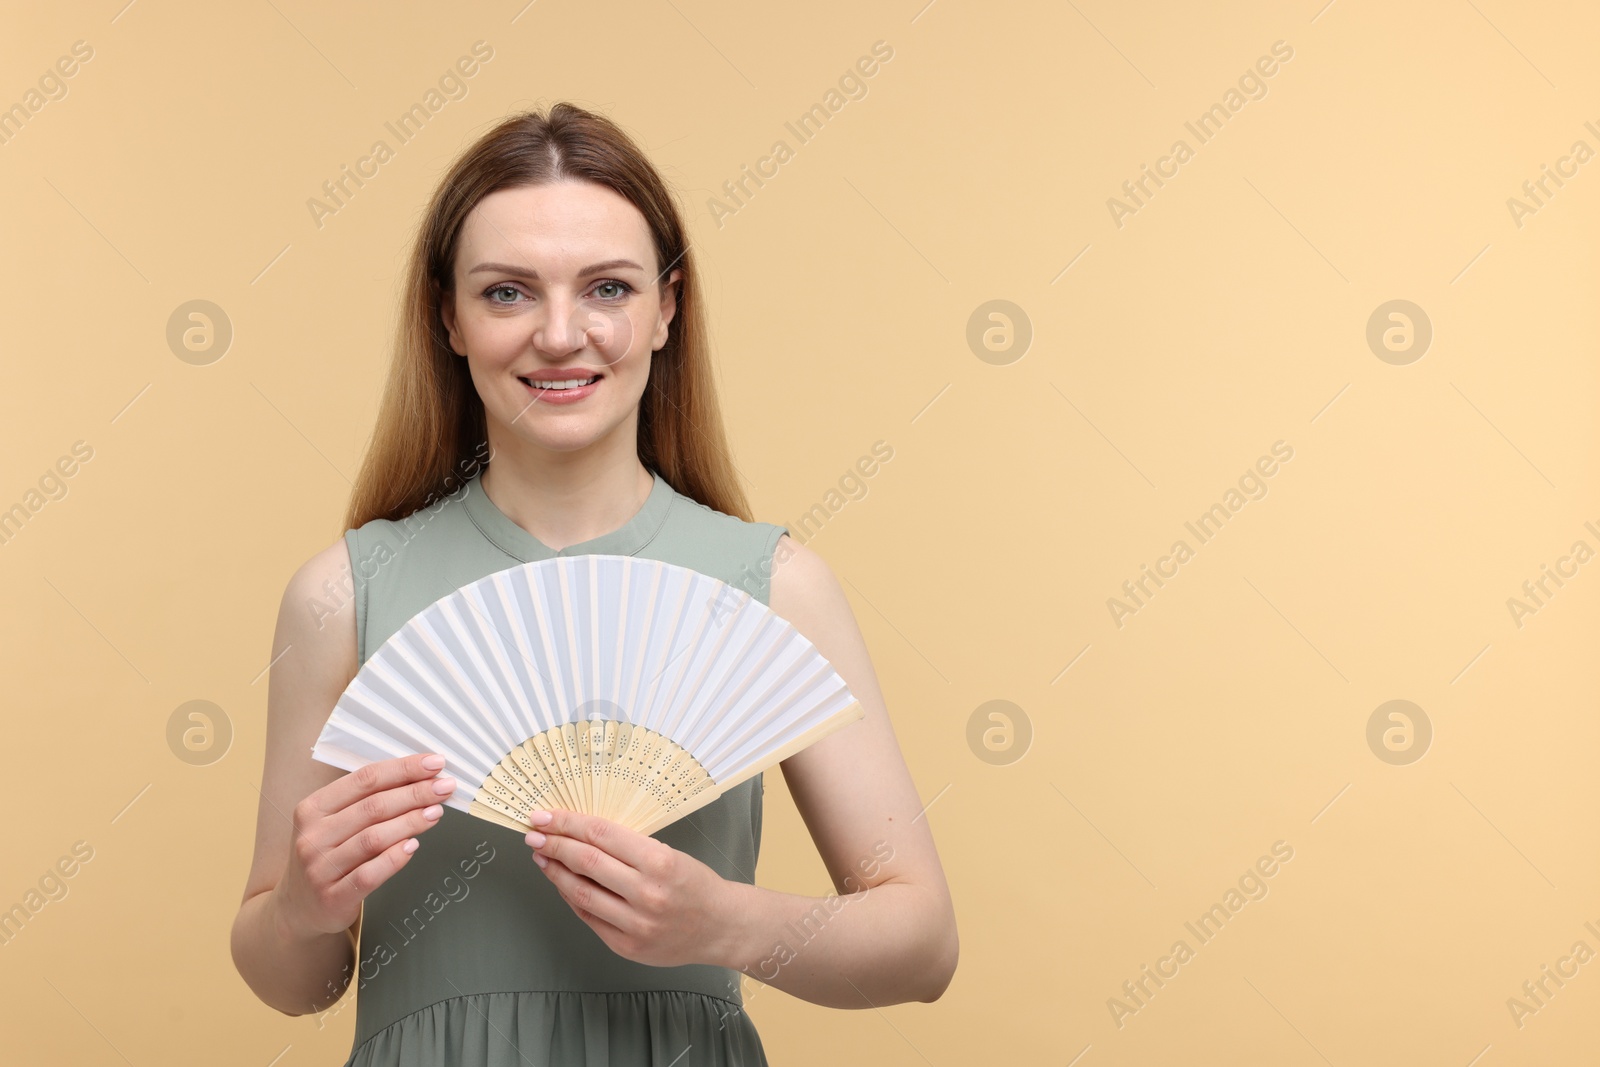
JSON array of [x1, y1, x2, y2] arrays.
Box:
[[499, 417, 618, 452]]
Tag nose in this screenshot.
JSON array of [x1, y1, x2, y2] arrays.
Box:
[[532, 295, 635, 367], [531, 297, 632, 364], [531, 291, 586, 359]]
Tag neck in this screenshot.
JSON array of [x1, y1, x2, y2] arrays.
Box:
[[479, 439, 653, 553]]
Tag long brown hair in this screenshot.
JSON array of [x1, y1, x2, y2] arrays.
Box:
[[342, 102, 752, 532]]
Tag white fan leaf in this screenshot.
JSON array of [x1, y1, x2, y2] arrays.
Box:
[[312, 555, 864, 835]]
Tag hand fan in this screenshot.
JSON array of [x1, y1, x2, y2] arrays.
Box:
[[311, 554, 864, 837]]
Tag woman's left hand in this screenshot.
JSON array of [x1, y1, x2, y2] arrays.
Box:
[[525, 809, 740, 968]]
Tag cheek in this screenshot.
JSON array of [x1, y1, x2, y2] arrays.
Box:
[[588, 311, 654, 367], [489, 326, 549, 372]]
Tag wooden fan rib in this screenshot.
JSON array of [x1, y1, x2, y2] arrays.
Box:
[[598, 719, 625, 822], [470, 776, 540, 828], [486, 748, 562, 822], [634, 700, 864, 838], [607, 725, 651, 827], [540, 721, 576, 816], [468, 799, 539, 835], [614, 728, 714, 832], [508, 742, 563, 808], [596, 558, 634, 822], [457, 583, 547, 749], [595, 722, 627, 825], [612, 724, 677, 828], [431, 579, 564, 821], [499, 574, 577, 812], [519, 571, 584, 814], [488, 736, 544, 812], [515, 731, 564, 818]]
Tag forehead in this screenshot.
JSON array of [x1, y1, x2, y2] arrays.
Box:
[[455, 180, 656, 274]]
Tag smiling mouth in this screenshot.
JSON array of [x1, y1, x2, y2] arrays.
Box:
[[520, 374, 601, 392]]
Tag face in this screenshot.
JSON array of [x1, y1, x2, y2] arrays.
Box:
[[439, 180, 682, 461]]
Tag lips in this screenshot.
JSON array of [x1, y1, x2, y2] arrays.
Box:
[[516, 372, 602, 405], [519, 374, 600, 391]]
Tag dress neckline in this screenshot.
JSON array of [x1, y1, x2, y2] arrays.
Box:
[[461, 466, 677, 562]]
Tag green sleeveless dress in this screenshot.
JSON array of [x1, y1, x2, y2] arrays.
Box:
[[335, 465, 786, 1066]]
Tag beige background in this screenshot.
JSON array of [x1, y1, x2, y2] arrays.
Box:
[[1, 0, 1596, 1063]]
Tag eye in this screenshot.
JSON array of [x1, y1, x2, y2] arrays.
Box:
[[593, 280, 633, 301], [484, 284, 524, 305]]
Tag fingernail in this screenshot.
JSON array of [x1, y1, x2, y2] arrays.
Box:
[[528, 810, 553, 826], [433, 777, 457, 795], [533, 853, 548, 869], [525, 831, 546, 848], [421, 754, 445, 770], [403, 839, 419, 854], [423, 805, 443, 820]]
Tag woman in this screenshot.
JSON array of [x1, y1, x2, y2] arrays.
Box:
[[230, 102, 958, 1065]]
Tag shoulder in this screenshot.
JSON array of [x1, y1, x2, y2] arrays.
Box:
[[659, 487, 787, 594], [671, 487, 782, 548], [767, 535, 855, 647], [274, 535, 358, 678], [282, 535, 353, 608], [765, 538, 882, 766], [669, 489, 757, 533], [341, 494, 470, 580]]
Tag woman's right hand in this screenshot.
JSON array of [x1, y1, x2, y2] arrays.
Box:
[[270, 752, 455, 942]]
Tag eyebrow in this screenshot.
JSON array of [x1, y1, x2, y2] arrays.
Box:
[[467, 259, 645, 278]]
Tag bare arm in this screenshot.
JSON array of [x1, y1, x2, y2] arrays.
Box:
[[713, 535, 958, 1007], [229, 538, 449, 1015]]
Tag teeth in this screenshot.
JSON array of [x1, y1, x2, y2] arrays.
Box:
[[525, 376, 598, 391]]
